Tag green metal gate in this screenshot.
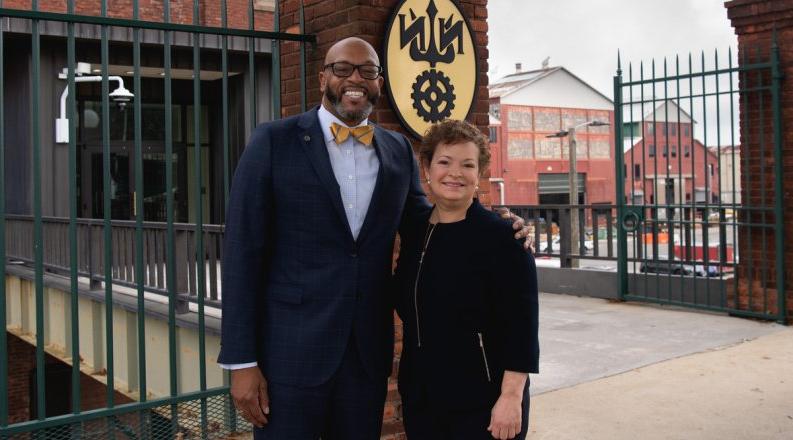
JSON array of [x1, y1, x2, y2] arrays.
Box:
[[614, 38, 785, 323], [0, 0, 314, 437]]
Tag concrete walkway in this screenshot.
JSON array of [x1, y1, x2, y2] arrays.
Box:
[[528, 293, 792, 439]]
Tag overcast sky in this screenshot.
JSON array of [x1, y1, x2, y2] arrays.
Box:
[[487, 0, 737, 99]]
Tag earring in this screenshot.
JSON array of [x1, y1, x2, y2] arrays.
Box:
[[426, 179, 431, 184]]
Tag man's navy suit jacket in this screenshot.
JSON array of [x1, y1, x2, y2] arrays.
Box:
[[218, 107, 428, 387]]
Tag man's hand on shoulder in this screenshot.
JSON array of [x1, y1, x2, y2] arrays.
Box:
[[230, 366, 270, 427], [497, 208, 535, 253]]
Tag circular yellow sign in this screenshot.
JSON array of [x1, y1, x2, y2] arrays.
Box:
[[384, 0, 478, 138]]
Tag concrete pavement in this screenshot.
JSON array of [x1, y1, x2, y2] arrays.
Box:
[[528, 293, 792, 439]]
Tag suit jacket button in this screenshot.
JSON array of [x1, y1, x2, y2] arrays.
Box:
[[350, 252, 358, 258]]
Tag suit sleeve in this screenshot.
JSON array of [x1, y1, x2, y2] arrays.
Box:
[[217, 125, 273, 364], [492, 227, 540, 373], [398, 134, 431, 236]]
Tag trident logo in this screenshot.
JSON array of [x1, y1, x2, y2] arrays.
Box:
[[398, 0, 465, 122]]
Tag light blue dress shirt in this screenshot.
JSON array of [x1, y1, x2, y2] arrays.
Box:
[[316, 105, 380, 240], [220, 105, 381, 370]]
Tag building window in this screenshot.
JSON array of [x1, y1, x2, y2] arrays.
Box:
[[489, 103, 501, 119], [685, 144, 691, 157], [662, 146, 668, 157], [648, 144, 655, 157], [624, 164, 627, 179], [634, 164, 641, 179], [650, 194, 654, 204], [671, 145, 677, 157], [670, 124, 677, 136], [709, 164, 715, 176], [686, 193, 691, 201], [489, 127, 497, 143], [684, 125, 690, 136], [646, 123, 654, 135]]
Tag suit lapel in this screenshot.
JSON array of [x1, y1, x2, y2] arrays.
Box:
[[356, 125, 392, 244], [297, 108, 354, 239]]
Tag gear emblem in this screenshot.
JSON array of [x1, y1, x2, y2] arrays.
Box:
[[410, 70, 456, 123]]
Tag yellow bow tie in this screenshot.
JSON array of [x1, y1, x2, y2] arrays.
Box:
[[330, 122, 374, 146]]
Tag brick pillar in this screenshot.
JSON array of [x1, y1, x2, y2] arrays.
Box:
[[725, 0, 793, 324], [278, 1, 491, 437]]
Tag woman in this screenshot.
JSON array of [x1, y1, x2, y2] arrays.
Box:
[[394, 119, 539, 440]]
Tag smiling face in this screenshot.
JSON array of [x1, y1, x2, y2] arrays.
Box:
[[423, 141, 481, 206], [320, 38, 384, 125]]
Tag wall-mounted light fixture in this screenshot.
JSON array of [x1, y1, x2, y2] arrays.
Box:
[[55, 62, 134, 144]]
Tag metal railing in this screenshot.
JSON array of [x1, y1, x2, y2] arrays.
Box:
[[0, 0, 314, 436], [613, 39, 784, 322], [5, 215, 224, 310], [497, 204, 738, 272]]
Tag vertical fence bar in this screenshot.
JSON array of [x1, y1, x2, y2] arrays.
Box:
[[729, 48, 739, 310], [770, 33, 786, 323], [163, 0, 179, 431], [101, 0, 116, 413], [628, 62, 635, 244], [272, 0, 281, 119], [702, 52, 711, 304], [31, 0, 46, 423], [0, 0, 7, 429], [741, 47, 753, 313], [675, 55, 683, 276], [640, 61, 648, 287], [714, 48, 725, 307], [694, 50, 710, 304], [248, 0, 257, 129], [222, 0, 230, 208], [66, 0, 81, 417], [651, 59, 659, 298], [299, 0, 306, 112], [132, 1, 148, 435], [687, 53, 697, 301], [193, 0, 209, 432], [662, 58, 672, 299], [614, 54, 627, 299], [756, 45, 768, 311]]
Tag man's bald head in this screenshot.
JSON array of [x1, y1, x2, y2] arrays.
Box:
[[324, 37, 380, 66]]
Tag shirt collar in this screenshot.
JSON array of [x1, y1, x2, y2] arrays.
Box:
[[317, 104, 370, 145]]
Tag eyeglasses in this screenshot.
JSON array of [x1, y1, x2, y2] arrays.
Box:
[[323, 62, 383, 80]]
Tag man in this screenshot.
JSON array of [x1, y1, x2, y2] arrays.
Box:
[[218, 37, 527, 439]]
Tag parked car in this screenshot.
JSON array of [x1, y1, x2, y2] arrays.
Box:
[[639, 258, 720, 277]]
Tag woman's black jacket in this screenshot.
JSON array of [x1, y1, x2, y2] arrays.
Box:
[[393, 199, 539, 411]]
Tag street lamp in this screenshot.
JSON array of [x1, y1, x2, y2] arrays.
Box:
[[547, 120, 609, 266]]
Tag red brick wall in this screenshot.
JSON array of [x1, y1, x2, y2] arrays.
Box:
[[3, 0, 274, 30], [726, 0, 793, 323], [6, 332, 133, 423], [279, 1, 490, 437]]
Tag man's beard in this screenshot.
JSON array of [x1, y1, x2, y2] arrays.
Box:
[[325, 87, 378, 122]]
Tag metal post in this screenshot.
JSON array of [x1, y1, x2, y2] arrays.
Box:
[[568, 127, 579, 267], [614, 57, 627, 300]]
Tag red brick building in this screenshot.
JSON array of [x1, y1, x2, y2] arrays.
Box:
[[622, 102, 720, 212], [488, 65, 616, 206]]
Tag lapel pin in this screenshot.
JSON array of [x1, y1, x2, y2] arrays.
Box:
[[303, 135, 311, 142]]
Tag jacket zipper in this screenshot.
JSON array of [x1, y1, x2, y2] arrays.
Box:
[[477, 332, 492, 382], [413, 223, 436, 348]]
